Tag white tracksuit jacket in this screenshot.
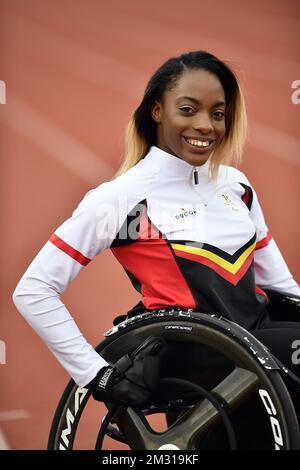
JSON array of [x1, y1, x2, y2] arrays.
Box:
[[13, 146, 300, 387]]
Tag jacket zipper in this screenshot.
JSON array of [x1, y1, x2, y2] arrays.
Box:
[[193, 167, 199, 185], [192, 167, 208, 206]]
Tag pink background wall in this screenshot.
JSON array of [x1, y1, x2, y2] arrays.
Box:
[[0, 0, 299, 449]]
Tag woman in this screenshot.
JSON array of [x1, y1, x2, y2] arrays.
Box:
[[13, 51, 300, 407]]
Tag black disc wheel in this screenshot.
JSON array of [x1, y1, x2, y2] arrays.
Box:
[[48, 310, 300, 450]]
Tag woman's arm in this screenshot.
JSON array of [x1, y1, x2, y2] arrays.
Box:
[[12, 183, 120, 388], [254, 237, 300, 295], [248, 182, 300, 295]]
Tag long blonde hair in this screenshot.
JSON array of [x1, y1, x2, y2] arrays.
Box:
[[117, 51, 247, 178]]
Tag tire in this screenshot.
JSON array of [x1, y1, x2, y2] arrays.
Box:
[[48, 310, 300, 450]]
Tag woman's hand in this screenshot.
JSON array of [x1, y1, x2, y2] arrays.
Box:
[[88, 336, 166, 407]]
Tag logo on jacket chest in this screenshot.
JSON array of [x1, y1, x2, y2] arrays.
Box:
[[221, 192, 239, 212], [148, 201, 205, 241], [175, 208, 197, 219]]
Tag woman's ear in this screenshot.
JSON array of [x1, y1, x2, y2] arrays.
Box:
[[151, 101, 162, 123]]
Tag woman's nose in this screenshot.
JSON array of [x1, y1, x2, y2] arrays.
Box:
[[192, 113, 214, 133]]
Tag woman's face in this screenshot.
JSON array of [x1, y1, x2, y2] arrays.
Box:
[[152, 69, 226, 166]]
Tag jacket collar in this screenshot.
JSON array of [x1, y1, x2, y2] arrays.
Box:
[[142, 146, 211, 178]]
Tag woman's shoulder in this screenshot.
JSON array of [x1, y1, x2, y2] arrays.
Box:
[[218, 164, 251, 186], [76, 159, 157, 211]]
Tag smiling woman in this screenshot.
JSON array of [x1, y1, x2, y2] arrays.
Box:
[[13, 51, 300, 441], [119, 50, 247, 178], [152, 69, 226, 166]]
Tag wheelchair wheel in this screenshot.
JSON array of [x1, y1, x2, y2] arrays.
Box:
[[48, 310, 300, 450]]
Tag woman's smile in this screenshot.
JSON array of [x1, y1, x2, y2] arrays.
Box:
[[183, 136, 216, 154]]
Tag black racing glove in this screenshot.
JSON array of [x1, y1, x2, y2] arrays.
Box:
[[88, 336, 166, 408]]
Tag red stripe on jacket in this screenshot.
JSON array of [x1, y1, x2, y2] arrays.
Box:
[[255, 231, 272, 250], [49, 233, 91, 266]]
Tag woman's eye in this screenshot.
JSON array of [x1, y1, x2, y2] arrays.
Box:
[[213, 111, 225, 120], [179, 106, 194, 114]]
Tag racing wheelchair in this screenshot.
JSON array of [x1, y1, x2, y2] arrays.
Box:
[[48, 290, 300, 450]]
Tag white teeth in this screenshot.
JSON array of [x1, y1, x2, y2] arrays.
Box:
[[185, 138, 211, 147]]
